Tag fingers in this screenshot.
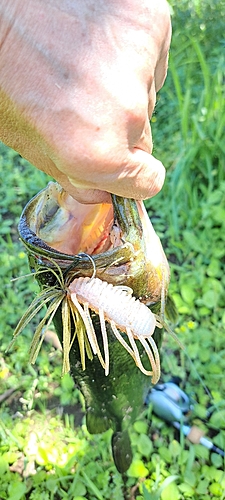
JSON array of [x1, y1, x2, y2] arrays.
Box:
[[42, 164, 112, 204], [66, 149, 165, 203], [62, 184, 112, 204], [134, 116, 153, 154], [33, 140, 165, 204], [155, 51, 170, 92]]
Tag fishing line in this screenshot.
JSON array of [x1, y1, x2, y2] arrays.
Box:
[[63, 252, 96, 281], [161, 319, 212, 400], [78, 253, 96, 279]]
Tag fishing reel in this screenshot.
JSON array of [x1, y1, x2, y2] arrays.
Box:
[[145, 380, 192, 422], [145, 380, 225, 458]]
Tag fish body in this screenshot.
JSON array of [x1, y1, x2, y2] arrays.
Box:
[[16, 182, 170, 472]]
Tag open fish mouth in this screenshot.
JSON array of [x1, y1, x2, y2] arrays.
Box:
[[11, 182, 170, 383], [30, 182, 115, 256], [26, 182, 170, 304]]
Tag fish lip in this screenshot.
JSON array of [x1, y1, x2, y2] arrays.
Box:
[[18, 182, 170, 304], [20, 182, 135, 260], [18, 183, 136, 276]]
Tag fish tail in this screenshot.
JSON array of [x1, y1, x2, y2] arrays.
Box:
[[111, 429, 133, 473]]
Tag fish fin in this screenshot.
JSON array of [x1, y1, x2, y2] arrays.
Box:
[[86, 410, 112, 434], [165, 294, 178, 323], [152, 325, 164, 351], [111, 430, 133, 473]]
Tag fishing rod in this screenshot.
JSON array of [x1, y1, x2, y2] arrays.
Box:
[[146, 381, 225, 458]]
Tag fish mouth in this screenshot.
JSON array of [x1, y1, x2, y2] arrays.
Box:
[[30, 182, 168, 261], [29, 182, 123, 256], [23, 181, 169, 304]]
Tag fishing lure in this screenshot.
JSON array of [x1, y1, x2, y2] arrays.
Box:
[[68, 276, 161, 382]]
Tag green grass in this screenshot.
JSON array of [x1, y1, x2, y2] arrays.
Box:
[[0, 1, 225, 498]]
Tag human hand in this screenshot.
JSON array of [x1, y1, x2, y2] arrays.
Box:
[[0, 0, 171, 203]]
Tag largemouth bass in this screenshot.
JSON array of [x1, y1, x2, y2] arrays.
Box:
[[11, 182, 170, 473]]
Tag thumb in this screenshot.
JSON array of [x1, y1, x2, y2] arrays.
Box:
[[116, 148, 166, 200]]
